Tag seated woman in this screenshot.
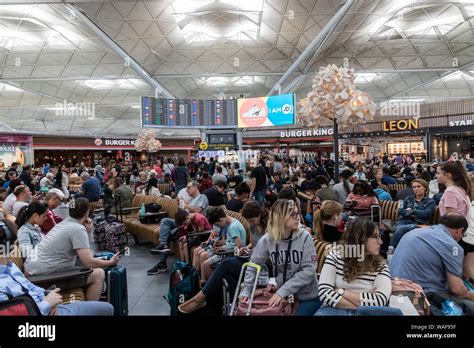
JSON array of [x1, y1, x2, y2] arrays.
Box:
[[315, 219, 402, 316], [390, 178, 436, 249], [178, 201, 267, 314], [313, 200, 343, 243], [175, 209, 212, 264], [345, 182, 379, 215], [17, 202, 49, 258], [225, 182, 250, 212], [141, 177, 161, 196], [238, 199, 321, 316]]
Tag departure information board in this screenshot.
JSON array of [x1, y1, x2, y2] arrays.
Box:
[[141, 97, 238, 127]]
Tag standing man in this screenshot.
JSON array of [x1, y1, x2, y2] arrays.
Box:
[[20, 164, 35, 194], [187, 157, 198, 179], [249, 159, 268, 207]]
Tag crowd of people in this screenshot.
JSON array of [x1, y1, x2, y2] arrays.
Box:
[[1, 151, 473, 316]]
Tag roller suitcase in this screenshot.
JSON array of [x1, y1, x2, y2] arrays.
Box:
[[94, 252, 129, 316], [104, 221, 127, 254]]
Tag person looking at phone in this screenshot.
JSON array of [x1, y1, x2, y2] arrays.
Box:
[[178, 201, 267, 314], [196, 207, 246, 283], [0, 240, 114, 315], [24, 198, 120, 301]]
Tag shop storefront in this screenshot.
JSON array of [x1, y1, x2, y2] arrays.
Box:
[[0, 135, 33, 172], [243, 126, 335, 161], [33, 136, 197, 167], [339, 100, 474, 161]]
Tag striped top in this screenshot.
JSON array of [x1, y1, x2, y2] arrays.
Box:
[[318, 250, 391, 308]]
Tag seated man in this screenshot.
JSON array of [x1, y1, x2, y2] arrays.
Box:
[[196, 207, 246, 283], [389, 213, 474, 315], [147, 182, 209, 274], [79, 170, 102, 203], [24, 198, 121, 301], [0, 241, 113, 316], [40, 189, 65, 235], [12, 185, 31, 217], [203, 180, 227, 208], [225, 182, 250, 213]]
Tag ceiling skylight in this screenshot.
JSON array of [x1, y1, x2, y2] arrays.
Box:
[[82, 79, 146, 90], [0, 5, 84, 49], [369, 3, 472, 41], [171, 0, 263, 43]]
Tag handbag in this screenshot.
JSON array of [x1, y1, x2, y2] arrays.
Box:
[[233, 284, 292, 316], [233, 234, 294, 316], [391, 278, 430, 316]]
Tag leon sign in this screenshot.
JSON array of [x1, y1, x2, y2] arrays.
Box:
[[383, 119, 419, 132]]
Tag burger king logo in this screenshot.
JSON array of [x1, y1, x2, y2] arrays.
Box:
[[95, 138, 103, 146]]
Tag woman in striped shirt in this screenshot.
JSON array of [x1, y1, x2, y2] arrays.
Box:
[[315, 218, 402, 315]]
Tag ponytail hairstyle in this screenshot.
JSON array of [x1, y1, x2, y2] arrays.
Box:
[[16, 202, 49, 229], [313, 200, 343, 239], [439, 161, 472, 199]]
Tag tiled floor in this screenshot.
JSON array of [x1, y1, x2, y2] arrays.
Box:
[[107, 243, 177, 316]]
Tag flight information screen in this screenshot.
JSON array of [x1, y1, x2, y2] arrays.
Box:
[[141, 97, 238, 127]]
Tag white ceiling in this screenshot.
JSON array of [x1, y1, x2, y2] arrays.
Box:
[[0, 0, 474, 137]]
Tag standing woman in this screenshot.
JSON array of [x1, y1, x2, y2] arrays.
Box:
[[238, 199, 320, 316], [174, 158, 189, 194], [55, 165, 69, 199], [437, 162, 474, 279]]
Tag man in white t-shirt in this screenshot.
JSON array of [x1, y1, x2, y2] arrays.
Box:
[[12, 185, 31, 217], [3, 178, 23, 215], [25, 198, 121, 300]]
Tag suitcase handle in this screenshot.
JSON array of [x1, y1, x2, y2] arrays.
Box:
[[230, 262, 261, 316]]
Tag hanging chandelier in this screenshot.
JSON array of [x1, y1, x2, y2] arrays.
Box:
[[135, 129, 162, 153], [298, 64, 377, 129]]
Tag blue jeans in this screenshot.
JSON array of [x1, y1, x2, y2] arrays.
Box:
[[202, 257, 244, 298], [295, 298, 322, 316], [158, 218, 178, 264], [315, 305, 403, 316], [56, 301, 114, 315], [253, 190, 266, 206], [390, 221, 418, 248]]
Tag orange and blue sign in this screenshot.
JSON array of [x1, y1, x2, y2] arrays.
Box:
[[237, 93, 295, 128]]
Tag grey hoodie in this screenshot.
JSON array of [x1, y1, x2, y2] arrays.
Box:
[[240, 225, 318, 301]]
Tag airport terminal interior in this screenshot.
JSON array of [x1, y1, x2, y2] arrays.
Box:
[[0, 0, 473, 318]]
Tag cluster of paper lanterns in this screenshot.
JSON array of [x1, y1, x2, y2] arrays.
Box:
[[135, 129, 162, 153], [298, 64, 377, 129]]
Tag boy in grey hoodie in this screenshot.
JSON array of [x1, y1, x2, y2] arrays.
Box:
[[239, 221, 320, 315]]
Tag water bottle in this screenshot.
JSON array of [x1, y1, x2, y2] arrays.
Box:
[[139, 203, 146, 217], [441, 299, 463, 316], [387, 246, 394, 264]]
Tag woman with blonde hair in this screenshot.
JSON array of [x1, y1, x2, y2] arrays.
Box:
[[313, 200, 343, 243], [316, 218, 401, 316], [238, 199, 320, 316], [389, 178, 435, 248]]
